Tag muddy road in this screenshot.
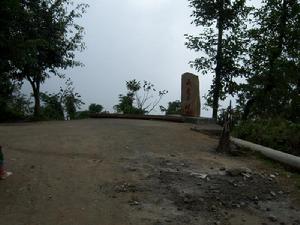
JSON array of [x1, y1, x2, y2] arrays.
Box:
[[0, 119, 299, 225]]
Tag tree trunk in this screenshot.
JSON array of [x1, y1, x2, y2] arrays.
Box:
[[213, 0, 224, 120], [291, 79, 300, 122], [217, 118, 231, 153], [217, 101, 233, 154], [27, 75, 41, 119], [33, 87, 40, 118]]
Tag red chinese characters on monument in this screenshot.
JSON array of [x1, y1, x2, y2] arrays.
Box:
[[186, 79, 192, 100], [181, 73, 200, 117]]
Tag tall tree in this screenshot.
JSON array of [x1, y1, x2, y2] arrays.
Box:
[[12, 0, 87, 118], [0, 0, 21, 76], [0, 0, 22, 117], [0, 0, 31, 121], [185, 0, 251, 119], [240, 0, 300, 121], [0, 75, 14, 120]]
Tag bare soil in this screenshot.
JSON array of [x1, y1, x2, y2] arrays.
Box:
[[0, 119, 299, 225]]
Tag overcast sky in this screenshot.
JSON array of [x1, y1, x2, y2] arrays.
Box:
[[24, 0, 261, 117]]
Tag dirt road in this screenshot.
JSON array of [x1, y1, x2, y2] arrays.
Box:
[[0, 119, 299, 225]]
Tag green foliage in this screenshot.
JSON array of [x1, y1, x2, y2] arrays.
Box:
[[217, 106, 243, 127], [38, 78, 83, 120], [40, 92, 64, 120], [114, 79, 168, 115], [126, 80, 141, 93], [0, 0, 20, 120], [0, 76, 31, 121], [186, 0, 251, 119], [233, 119, 300, 156], [0, 75, 14, 119], [61, 78, 84, 120], [2, 0, 88, 118], [0, 0, 22, 77], [238, 0, 300, 122], [8, 86, 31, 120], [89, 104, 103, 114], [114, 93, 145, 114], [160, 100, 181, 115], [75, 111, 90, 119]]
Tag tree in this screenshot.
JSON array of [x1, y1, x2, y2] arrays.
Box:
[[114, 93, 141, 114], [89, 104, 104, 114], [114, 79, 168, 115], [38, 78, 83, 120], [240, 0, 300, 122], [0, 75, 14, 120], [0, 0, 23, 119], [217, 101, 233, 153], [0, 0, 22, 77], [0, 78, 31, 121], [160, 100, 181, 115], [12, 0, 88, 118], [40, 92, 64, 120], [61, 78, 84, 120], [185, 0, 251, 119]]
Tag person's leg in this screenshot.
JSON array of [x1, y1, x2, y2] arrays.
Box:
[[0, 147, 12, 180], [0, 146, 5, 178], [0, 161, 5, 178], [0, 167, 12, 180]]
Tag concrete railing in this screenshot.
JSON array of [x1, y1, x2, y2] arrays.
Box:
[[90, 114, 216, 124], [231, 137, 300, 170], [90, 114, 185, 123]]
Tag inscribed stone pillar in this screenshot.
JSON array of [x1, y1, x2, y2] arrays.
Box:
[[181, 72, 200, 117]]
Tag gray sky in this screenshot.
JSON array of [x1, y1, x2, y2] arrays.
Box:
[[24, 0, 261, 117]]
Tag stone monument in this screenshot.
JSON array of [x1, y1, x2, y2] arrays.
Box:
[[181, 72, 200, 117]]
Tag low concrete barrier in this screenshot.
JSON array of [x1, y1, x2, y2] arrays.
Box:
[[90, 114, 185, 123], [90, 114, 216, 124], [231, 137, 300, 170]]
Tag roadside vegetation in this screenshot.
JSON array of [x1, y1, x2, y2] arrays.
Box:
[[187, 0, 299, 155], [160, 100, 181, 115], [114, 79, 168, 115], [0, 0, 88, 121], [233, 119, 300, 156]]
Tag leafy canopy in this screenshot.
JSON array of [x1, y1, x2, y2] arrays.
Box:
[[89, 104, 104, 114], [114, 79, 168, 115], [186, 0, 251, 118]]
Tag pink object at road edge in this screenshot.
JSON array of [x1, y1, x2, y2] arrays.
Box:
[[0, 145, 13, 180]]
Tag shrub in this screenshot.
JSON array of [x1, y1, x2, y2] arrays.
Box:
[[89, 104, 103, 114], [160, 100, 181, 115], [75, 110, 90, 119], [0, 82, 31, 122], [233, 119, 300, 156], [40, 93, 64, 120]]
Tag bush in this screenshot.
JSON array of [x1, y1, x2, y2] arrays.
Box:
[[160, 100, 181, 115], [0, 83, 31, 122], [40, 93, 64, 120], [75, 110, 90, 119], [233, 119, 300, 156], [89, 104, 103, 114]]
